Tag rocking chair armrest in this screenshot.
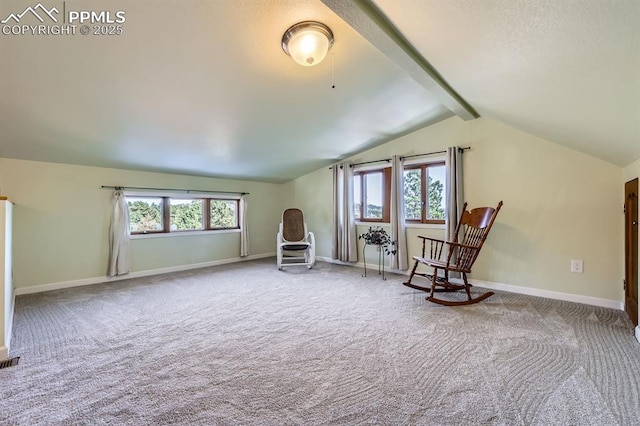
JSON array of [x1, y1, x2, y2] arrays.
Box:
[[417, 236, 446, 244], [306, 231, 315, 245], [419, 237, 475, 250], [417, 235, 447, 260]]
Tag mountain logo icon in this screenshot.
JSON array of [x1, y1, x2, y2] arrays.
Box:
[[1, 3, 59, 24]]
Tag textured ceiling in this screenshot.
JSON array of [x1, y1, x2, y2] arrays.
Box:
[[372, 0, 640, 166], [0, 0, 638, 184]]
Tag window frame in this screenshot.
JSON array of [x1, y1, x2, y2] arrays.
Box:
[[354, 167, 391, 223], [169, 197, 205, 232], [208, 198, 240, 230], [403, 161, 446, 225], [127, 194, 241, 235], [125, 196, 166, 234]]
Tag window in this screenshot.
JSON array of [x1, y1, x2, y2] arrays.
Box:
[[128, 197, 164, 233], [127, 196, 240, 234], [210, 199, 238, 229], [170, 199, 204, 231], [353, 168, 391, 222], [403, 162, 446, 224]]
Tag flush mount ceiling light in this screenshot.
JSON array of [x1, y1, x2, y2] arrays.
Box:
[[282, 21, 334, 67]]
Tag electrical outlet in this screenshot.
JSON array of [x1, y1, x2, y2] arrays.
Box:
[[570, 259, 583, 274]]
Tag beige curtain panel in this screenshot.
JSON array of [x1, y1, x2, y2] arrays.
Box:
[[332, 162, 357, 262], [107, 190, 130, 277]]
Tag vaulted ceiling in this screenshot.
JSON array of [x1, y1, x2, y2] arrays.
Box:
[[0, 0, 638, 183]]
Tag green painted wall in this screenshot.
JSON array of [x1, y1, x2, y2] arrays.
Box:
[[0, 115, 632, 306], [284, 117, 624, 302], [0, 159, 282, 288]]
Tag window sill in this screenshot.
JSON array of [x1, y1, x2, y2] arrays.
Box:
[[355, 222, 444, 230], [131, 228, 241, 239], [405, 223, 445, 230], [356, 221, 390, 227]]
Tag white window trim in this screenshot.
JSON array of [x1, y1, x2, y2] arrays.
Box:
[[125, 190, 240, 200], [130, 228, 241, 239], [402, 155, 446, 167], [352, 155, 445, 172], [355, 221, 390, 227], [405, 222, 445, 230], [352, 163, 391, 173], [355, 221, 444, 228]]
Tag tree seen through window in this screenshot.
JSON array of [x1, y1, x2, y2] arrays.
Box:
[[127, 196, 240, 234], [403, 163, 445, 223], [128, 197, 163, 232]]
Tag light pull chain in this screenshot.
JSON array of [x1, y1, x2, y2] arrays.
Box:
[[331, 51, 335, 89]]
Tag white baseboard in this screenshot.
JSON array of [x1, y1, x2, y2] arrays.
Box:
[[316, 256, 406, 276], [468, 279, 623, 310], [316, 256, 353, 266], [0, 345, 7, 361], [13, 254, 625, 312], [14, 252, 276, 296], [636, 326, 640, 344], [317, 257, 623, 310]]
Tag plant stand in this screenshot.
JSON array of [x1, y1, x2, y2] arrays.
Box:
[[362, 243, 387, 280]]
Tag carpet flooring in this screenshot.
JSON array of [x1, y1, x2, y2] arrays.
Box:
[[1, 259, 639, 425]]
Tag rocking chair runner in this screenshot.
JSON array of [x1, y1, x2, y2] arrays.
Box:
[[403, 201, 503, 306]]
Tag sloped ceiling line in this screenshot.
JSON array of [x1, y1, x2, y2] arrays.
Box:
[[322, 0, 479, 121]]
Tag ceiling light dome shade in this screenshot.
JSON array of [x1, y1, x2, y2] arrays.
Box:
[[282, 21, 334, 67]]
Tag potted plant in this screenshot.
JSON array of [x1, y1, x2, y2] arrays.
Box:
[[359, 227, 397, 255]]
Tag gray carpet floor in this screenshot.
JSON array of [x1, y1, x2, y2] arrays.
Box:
[[1, 259, 639, 425]]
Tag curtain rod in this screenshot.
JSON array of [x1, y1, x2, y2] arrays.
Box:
[[100, 186, 249, 195], [401, 146, 470, 160], [350, 159, 391, 168], [328, 147, 470, 169], [328, 159, 391, 170]]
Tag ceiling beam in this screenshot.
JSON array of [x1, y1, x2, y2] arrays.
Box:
[[322, 0, 479, 120]]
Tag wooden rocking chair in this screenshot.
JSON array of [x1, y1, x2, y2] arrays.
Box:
[[403, 201, 503, 306]]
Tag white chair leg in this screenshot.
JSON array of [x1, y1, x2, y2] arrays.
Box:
[[307, 232, 316, 268], [276, 235, 283, 270]]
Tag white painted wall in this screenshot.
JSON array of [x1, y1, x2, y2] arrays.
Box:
[[284, 117, 624, 303], [0, 201, 13, 360], [0, 159, 282, 289]]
